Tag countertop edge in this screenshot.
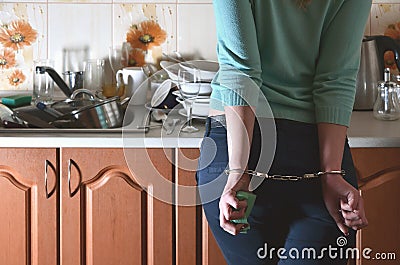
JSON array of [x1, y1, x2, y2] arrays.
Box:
[[2, 111, 400, 148]]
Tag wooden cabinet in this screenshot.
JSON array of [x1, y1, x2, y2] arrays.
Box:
[[0, 147, 173, 265], [177, 148, 400, 265], [0, 148, 57, 265], [2, 146, 397, 265], [351, 148, 400, 265], [176, 149, 226, 265], [60, 148, 173, 265]]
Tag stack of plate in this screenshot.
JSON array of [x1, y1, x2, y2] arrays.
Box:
[[153, 60, 218, 118], [172, 91, 210, 118]]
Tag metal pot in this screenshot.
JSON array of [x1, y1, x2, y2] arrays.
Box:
[[68, 96, 123, 128], [52, 96, 130, 129]]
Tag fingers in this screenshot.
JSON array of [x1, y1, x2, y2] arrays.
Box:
[[340, 197, 368, 231], [219, 210, 247, 235], [219, 190, 249, 235], [328, 207, 349, 236]]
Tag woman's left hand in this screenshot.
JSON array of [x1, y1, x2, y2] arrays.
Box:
[[219, 173, 251, 235], [321, 174, 368, 235]]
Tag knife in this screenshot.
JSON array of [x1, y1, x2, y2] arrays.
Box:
[[15, 112, 56, 128]]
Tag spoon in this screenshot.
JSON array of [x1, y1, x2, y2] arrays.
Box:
[[151, 110, 167, 122], [165, 118, 180, 135]]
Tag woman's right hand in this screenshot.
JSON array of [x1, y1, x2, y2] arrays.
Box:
[[219, 173, 251, 235], [321, 174, 368, 235]]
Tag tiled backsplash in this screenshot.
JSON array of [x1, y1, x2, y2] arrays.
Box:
[[0, 0, 399, 91]]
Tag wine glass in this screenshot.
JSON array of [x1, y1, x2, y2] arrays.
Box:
[[177, 68, 201, 133], [108, 45, 125, 97], [108, 45, 123, 75]]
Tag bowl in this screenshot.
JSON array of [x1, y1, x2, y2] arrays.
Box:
[[160, 61, 179, 80], [150, 79, 179, 109], [179, 60, 219, 82]]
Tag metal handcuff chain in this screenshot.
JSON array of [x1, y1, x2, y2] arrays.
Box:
[[224, 169, 346, 181]]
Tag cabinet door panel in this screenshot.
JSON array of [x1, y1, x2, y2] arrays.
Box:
[[358, 170, 400, 265], [61, 148, 173, 265], [0, 148, 57, 265], [351, 148, 400, 179], [81, 167, 146, 265], [176, 149, 201, 265], [176, 148, 227, 265], [351, 148, 400, 265]]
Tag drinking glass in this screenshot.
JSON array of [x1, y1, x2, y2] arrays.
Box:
[[83, 59, 105, 94], [178, 68, 201, 133], [108, 46, 123, 75], [33, 59, 54, 104], [121, 42, 132, 67]]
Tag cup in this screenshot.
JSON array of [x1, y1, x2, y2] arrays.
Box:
[[83, 59, 105, 93], [116, 67, 147, 104], [33, 59, 55, 104]]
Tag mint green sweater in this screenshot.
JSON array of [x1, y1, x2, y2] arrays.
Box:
[[210, 0, 372, 126]]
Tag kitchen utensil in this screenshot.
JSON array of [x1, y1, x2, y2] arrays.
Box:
[[160, 61, 180, 80], [355, 35, 400, 110], [109, 45, 124, 75], [0, 103, 26, 126], [373, 68, 400, 121], [177, 67, 201, 133], [178, 109, 207, 120], [63, 70, 84, 92], [83, 59, 105, 94], [51, 95, 129, 129], [36, 66, 73, 98], [150, 79, 179, 109], [66, 97, 124, 128], [116, 66, 147, 100], [33, 59, 55, 103], [179, 60, 219, 82], [136, 124, 163, 130], [176, 96, 209, 117], [162, 52, 185, 63], [151, 110, 167, 122], [36, 102, 64, 118], [165, 118, 180, 135], [15, 111, 56, 128]]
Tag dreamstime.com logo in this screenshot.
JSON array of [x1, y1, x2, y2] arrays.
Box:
[[257, 236, 397, 261]]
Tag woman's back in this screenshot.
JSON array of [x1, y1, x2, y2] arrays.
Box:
[[211, 0, 372, 126]]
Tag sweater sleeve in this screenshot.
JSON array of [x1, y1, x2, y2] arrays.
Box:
[[312, 0, 372, 126], [211, 0, 262, 109]]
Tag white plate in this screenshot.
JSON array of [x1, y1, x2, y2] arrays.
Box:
[[150, 79, 173, 107], [160, 61, 180, 80], [171, 83, 212, 96], [179, 60, 219, 81], [178, 109, 207, 120], [172, 91, 210, 103]]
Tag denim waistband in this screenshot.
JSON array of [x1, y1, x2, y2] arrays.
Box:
[[209, 115, 226, 128]]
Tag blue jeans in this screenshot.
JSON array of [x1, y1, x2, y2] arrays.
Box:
[[196, 117, 357, 265]]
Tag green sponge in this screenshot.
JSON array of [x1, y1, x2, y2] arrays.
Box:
[[1, 94, 32, 107], [231, 191, 257, 233]]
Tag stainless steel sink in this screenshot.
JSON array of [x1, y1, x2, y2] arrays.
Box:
[[0, 104, 150, 133]]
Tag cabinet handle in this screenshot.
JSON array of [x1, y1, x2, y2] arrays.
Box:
[[44, 160, 56, 199], [67, 159, 81, 197], [68, 159, 73, 197]]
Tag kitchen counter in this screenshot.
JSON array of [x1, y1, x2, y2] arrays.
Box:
[[1, 111, 400, 148]]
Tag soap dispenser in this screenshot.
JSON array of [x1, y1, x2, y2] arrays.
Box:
[[373, 68, 400, 121]]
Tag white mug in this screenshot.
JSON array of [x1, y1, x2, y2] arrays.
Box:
[[116, 67, 147, 105]]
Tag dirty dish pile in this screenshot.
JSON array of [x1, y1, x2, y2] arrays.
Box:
[[155, 59, 218, 118]]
